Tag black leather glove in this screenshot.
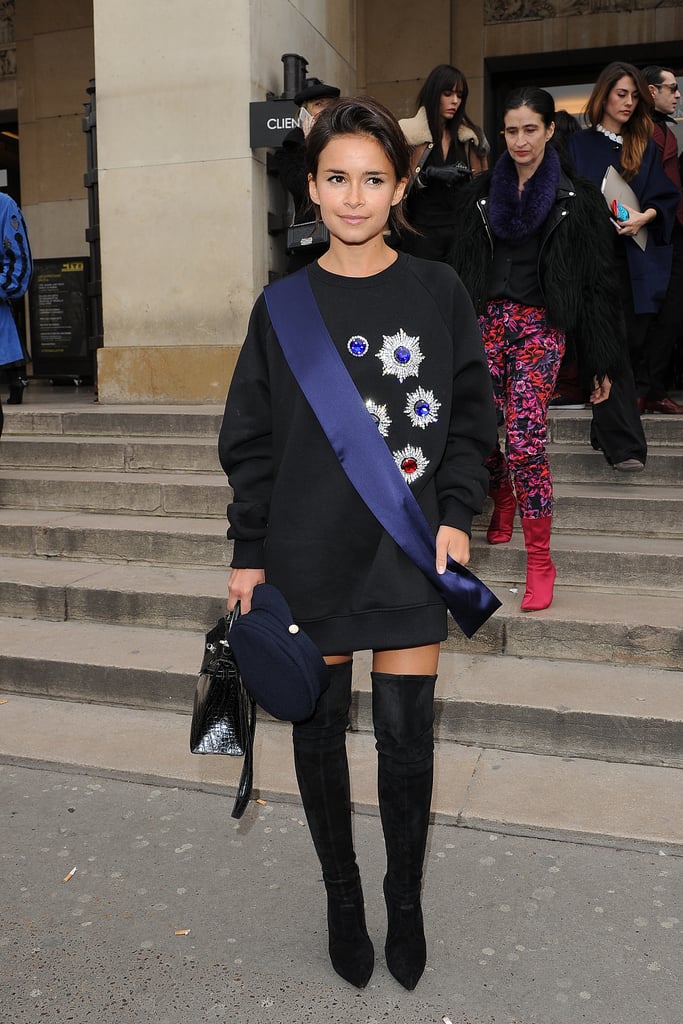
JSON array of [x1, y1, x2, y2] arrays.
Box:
[[417, 162, 473, 188]]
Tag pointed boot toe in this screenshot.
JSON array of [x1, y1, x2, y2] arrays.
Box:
[[327, 895, 374, 988], [384, 880, 426, 990]]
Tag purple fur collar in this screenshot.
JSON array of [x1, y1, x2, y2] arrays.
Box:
[[487, 147, 560, 242]]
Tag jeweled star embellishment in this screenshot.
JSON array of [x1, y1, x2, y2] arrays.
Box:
[[394, 444, 428, 484], [376, 328, 423, 383], [405, 387, 440, 429], [366, 399, 392, 437]]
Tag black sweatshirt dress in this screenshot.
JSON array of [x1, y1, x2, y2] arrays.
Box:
[[219, 252, 497, 655]]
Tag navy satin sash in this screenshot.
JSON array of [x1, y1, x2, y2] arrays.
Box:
[[263, 269, 501, 638]]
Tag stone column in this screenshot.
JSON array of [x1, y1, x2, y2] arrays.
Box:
[[92, 0, 254, 403]]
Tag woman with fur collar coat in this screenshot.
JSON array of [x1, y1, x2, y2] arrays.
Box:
[[450, 87, 629, 613], [398, 64, 489, 261]]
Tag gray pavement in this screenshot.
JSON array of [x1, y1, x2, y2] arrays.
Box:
[[2, 762, 680, 1024]]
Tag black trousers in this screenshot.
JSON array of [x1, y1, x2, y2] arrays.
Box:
[[640, 223, 683, 399], [591, 366, 647, 465]]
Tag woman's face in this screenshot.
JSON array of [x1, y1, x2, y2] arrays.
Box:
[[439, 86, 463, 123], [602, 75, 639, 133], [503, 105, 554, 178], [308, 133, 406, 247]]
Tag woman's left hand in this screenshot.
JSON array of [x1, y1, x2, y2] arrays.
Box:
[[589, 375, 612, 404], [436, 525, 470, 574]]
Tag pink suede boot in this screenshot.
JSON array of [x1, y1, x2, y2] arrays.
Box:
[[486, 483, 517, 544], [520, 516, 556, 611]]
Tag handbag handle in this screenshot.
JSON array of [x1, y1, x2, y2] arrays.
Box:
[[231, 697, 256, 819], [225, 601, 257, 820]]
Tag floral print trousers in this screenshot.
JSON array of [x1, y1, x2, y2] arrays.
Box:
[[479, 300, 565, 519]]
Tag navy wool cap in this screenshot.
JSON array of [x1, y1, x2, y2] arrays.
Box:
[[229, 584, 328, 722]]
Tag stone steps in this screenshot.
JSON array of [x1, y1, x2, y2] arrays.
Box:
[[0, 434, 222, 473], [0, 509, 231, 566], [2, 693, 681, 851], [4, 402, 679, 444], [4, 425, 682, 483], [548, 445, 683, 485], [471, 531, 683, 591], [0, 618, 680, 769], [2, 467, 681, 535], [548, 408, 683, 446], [0, 398, 681, 801], [2, 404, 225, 438], [1, 508, 680, 585], [0, 555, 680, 670], [0, 468, 227, 517], [3, 433, 682, 484]]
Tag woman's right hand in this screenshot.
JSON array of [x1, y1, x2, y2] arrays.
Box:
[[589, 375, 612, 404], [227, 568, 265, 614]]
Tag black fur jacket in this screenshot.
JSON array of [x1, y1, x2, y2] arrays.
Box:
[[449, 159, 629, 383]]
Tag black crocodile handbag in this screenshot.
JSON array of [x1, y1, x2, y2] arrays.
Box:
[[190, 606, 256, 819]]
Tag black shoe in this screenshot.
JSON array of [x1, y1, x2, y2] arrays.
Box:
[[7, 377, 28, 404]]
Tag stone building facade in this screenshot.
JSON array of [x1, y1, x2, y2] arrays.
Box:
[[5, 0, 682, 402]]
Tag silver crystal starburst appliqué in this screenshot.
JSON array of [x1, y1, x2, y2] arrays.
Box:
[[366, 399, 392, 437], [405, 387, 440, 429], [394, 445, 428, 484], [376, 329, 423, 383]]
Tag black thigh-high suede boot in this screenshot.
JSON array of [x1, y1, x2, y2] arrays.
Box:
[[292, 660, 374, 988], [372, 671, 436, 991]]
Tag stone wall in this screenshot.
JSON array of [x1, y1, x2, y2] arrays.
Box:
[[359, 0, 682, 146], [93, 0, 356, 403], [15, 1, 94, 260]]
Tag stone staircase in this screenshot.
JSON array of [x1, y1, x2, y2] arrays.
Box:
[[0, 394, 682, 844]]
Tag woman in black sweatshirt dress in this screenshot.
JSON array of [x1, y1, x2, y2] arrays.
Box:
[[219, 97, 497, 992]]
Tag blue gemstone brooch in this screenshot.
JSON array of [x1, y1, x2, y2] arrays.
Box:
[[347, 335, 369, 358], [405, 387, 440, 429], [377, 329, 423, 383]]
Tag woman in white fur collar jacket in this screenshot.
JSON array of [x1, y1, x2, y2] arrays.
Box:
[[398, 64, 489, 261]]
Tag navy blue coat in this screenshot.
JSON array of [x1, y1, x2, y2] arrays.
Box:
[[568, 130, 678, 314]]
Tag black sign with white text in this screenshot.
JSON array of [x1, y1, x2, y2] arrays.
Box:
[[249, 100, 300, 149], [28, 257, 91, 377]]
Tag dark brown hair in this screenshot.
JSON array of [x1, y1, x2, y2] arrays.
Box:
[[584, 61, 653, 181]]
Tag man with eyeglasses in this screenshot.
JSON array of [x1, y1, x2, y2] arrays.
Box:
[[640, 66, 683, 413]]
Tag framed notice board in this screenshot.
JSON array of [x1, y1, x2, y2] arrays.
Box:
[[28, 257, 92, 379]]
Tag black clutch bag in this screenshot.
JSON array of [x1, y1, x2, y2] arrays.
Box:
[[190, 607, 256, 819], [285, 219, 329, 254]]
